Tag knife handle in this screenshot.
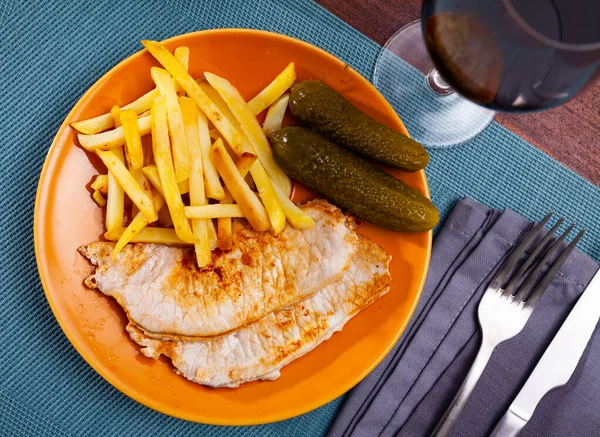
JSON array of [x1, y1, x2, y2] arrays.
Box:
[[490, 410, 528, 437]]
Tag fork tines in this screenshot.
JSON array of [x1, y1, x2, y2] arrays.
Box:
[[491, 212, 586, 308]]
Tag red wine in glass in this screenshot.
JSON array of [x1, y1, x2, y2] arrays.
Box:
[[373, 0, 600, 147], [423, 0, 600, 112]]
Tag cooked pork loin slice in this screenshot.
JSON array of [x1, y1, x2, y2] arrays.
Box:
[[81, 200, 359, 338], [127, 236, 391, 388]]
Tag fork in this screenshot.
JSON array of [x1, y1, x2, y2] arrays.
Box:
[[431, 212, 586, 437]]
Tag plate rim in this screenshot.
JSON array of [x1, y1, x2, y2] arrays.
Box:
[[34, 28, 432, 425]]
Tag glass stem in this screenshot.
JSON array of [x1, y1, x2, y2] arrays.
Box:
[[427, 68, 454, 96]]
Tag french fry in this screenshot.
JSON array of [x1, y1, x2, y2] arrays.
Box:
[[247, 62, 295, 115], [263, 93, 290, 135], [78, 115, 151, 151], [141, 40, 248, 155], [105, 226, 191, 245], [141, 165, 189, 195], [214, 149, 257, 250], [235, 152, 258, 176], [272, 183, 316, 229], [120, 110, 144, 169], [110, 106, 122, 127], [180, 95, 211, 267], [130, 166, 154, 216], [249, 162, 286, 233], [151, 67, 190, 182], [70, 89, 159, 134], [211, 139, 270, 231], [206, 220, 218, 250], [96, 149, 157, 222], [185, 204, 245, 219], [91, 174, 108, 194], [105, 148, 125, 231], [197, 110, 225, 200], [204, 72, 292, 197], [174, 47, 190, 95], [196, 80, 241, 131], [151, 95, 196, 243], [112, 191, 165, 258], [92, 190, 106, 207]]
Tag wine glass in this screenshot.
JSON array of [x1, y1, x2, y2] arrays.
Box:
[[373, 0, 600, 148]]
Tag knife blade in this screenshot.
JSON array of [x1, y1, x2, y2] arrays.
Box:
[[491, 267, 600, 437]]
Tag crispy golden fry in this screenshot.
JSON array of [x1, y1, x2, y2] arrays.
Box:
[[263, 93, 290, 135], [151, 67, 190, 182], [197, 110, 225, 200], [180, 96, 211, 267], [196, 80, 241, 130], [130, 166, 154, 214], [204, 72, 292, 197], [151, 95, 196, 243], [185, 204, 245, 219], [70, 89, 159, 134], [96, 149, 157, 222], [78, 115, 151, 151], [141, 165, 189, 195], [235, 152, 258, 176], [206, 218, 218, 250], [105, 148, 125, 231], [112, 191, 165, 258], [105, 226, 191, 245], [273, 183, 316, 229], [250, 162, 286, 233], [92, 190, 106, 207], [112, 213, 150, 258], [173, 46, 190, 95], [110, 106, 122, 127], [120, 110, 144, 169], [247, 62, 295, 115], [113, 107, 150, 218], [91, 174, 108, 194], [141, 40, 247, 155], [211, 139, 270, 231]]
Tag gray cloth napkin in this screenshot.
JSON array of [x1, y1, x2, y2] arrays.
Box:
[[327, 198, 599, 437]]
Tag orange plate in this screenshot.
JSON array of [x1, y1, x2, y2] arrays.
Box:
[[34, 29, 431, 425]]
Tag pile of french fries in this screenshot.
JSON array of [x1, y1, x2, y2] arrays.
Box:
[[72, 41, 315, 267]]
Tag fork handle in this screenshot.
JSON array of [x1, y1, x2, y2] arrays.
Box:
[[431, 341, 495, 437]]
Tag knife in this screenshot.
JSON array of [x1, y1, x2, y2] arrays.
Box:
[[490, 267, 600, 437]]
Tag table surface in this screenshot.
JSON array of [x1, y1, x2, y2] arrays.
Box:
[[317, 0, 600, 187]]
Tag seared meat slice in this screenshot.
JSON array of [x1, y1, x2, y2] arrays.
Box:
[[127, 236, 391, 387], [81, 200, 359, 338]]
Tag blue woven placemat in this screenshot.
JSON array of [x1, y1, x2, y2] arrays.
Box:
[[1, 0, 599, 436]]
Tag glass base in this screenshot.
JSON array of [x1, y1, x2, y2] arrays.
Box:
[[373, 20, 496, 148]]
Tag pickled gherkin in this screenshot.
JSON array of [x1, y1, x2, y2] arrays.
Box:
[[289, 80, 428, 172], [270, 126, 438, 232]]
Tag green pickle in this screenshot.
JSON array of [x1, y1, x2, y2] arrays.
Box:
[[270, 126, 439, 233], [289, 80, 429, 172]]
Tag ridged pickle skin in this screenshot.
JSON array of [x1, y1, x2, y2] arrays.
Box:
[[289, 80, 429, 172], [270, 126, 439, 233]]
